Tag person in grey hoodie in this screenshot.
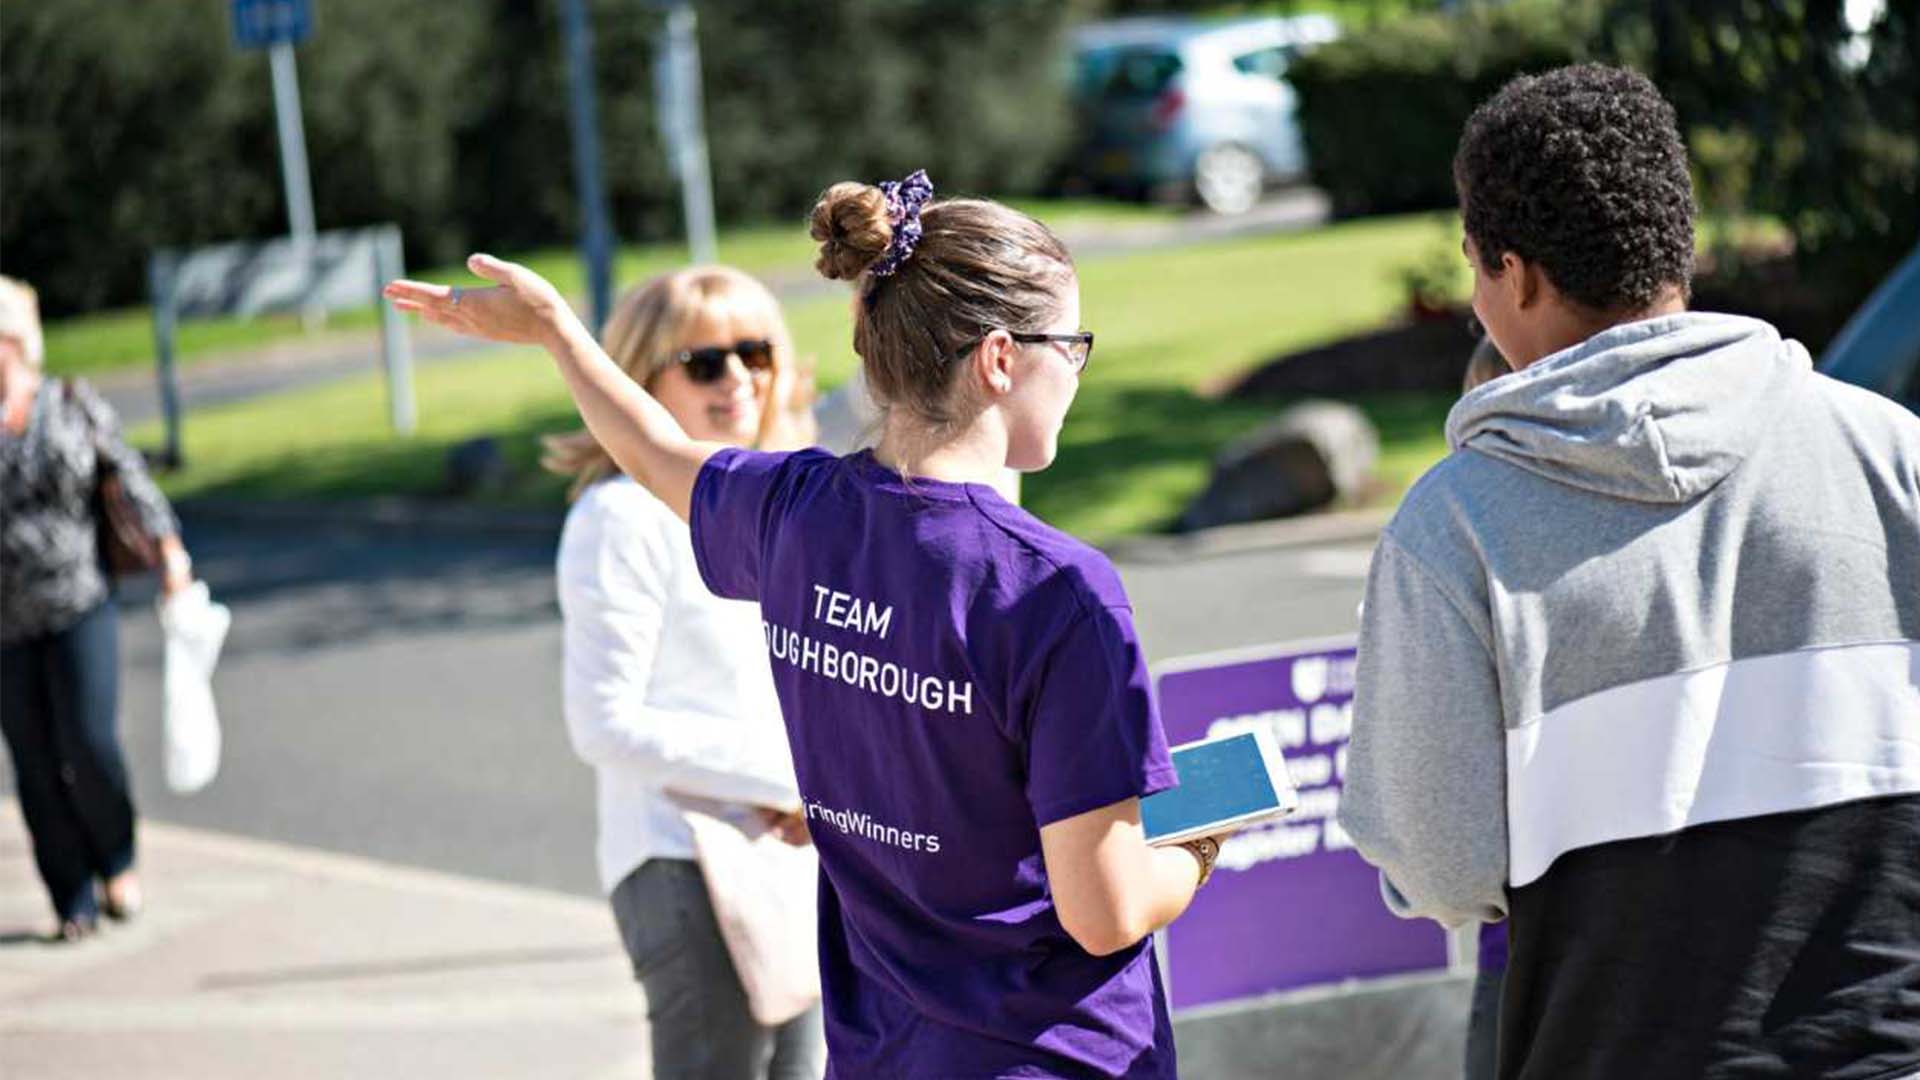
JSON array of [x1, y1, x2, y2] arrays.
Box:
[[1338, 64, 1920, 1080]]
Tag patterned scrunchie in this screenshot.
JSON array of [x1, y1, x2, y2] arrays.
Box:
[[868, 169, 935, 278]]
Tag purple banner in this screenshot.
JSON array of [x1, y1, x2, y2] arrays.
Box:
[[1153, 638, 1449, 1010]]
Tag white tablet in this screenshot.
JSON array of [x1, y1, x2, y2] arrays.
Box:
[[1142, 729, 1298, 846]]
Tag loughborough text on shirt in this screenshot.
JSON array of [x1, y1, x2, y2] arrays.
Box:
[[761, 582, 977, 717]]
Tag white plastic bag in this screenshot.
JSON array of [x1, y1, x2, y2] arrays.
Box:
[[156, 581, 231, 794]]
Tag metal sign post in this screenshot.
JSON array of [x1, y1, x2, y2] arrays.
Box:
[[149, 226, 418, 460], [147, 260, 186, 468], [267, 42, 317, 256], [560, 0, 615, 335], [233, 0, 319, 324], [371, 230, 416, 434], [656, 1, 718, 265]]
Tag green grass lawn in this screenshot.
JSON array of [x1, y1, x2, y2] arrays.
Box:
[[42, 198, 1180, 380], [1029, 214, 1462, 536], [130, 210, 1460, 542]]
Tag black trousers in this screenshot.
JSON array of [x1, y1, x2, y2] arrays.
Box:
[[1, 601, 137, 921]]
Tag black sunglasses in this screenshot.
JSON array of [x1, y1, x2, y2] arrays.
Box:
[[953, 331, 1096, 373], [676, 339, 774, 384]]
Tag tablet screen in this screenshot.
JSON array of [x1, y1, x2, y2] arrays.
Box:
[[1142, 733, 1285, 842]]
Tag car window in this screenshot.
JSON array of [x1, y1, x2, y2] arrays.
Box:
[[1073, 48, 1120, 101], [1820, 249, 1920, 416], [1102, 49, 1182, 99], [1232, 45, 1296, 81]]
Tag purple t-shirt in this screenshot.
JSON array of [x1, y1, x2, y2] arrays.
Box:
[[692, 447, 1180, 1079]]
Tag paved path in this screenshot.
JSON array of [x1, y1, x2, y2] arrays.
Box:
[[0, 802, 649, 1080]]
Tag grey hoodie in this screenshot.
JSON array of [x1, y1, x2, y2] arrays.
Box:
[[1338, 312, 1920, 1078]]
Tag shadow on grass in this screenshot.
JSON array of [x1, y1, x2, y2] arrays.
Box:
[[1028, 384, 1455, 541], [152, 405, 587, 655], [1349, 392, 1460, 495], [172, 401, 581, 508], [1028, 384, 1276, 539]]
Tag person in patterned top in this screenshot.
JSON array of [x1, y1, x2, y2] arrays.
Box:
[[0, 275, 197, 941]]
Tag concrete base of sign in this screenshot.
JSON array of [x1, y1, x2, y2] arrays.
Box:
[[1172, 971, 1473, 1079]]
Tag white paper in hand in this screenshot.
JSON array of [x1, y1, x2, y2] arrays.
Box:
[[673, 797, 821, 1026], [156, 581, 232, 794]]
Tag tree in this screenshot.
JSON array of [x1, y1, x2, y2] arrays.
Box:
[[0, 0, 489, 317], [1, 0, 1087, 317], [1597, 0, 1917, 292]]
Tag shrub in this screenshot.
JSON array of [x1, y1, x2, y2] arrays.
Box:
[[0, 0, 490, 317], [1291, 0, 1916, 298], [1595, 0, 1917, 297], [1289, 2, 1593, 217]]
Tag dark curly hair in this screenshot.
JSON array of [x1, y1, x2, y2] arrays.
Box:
[[1454, 63, 1695, 313]]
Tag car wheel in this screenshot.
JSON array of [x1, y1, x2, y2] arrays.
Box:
[[1193, 143, 1265, 215]]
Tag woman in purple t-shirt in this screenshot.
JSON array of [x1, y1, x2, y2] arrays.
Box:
[[389, 173, 1223, 1079]]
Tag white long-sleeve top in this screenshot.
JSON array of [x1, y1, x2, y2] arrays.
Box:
[[557, 475, 800, 894]]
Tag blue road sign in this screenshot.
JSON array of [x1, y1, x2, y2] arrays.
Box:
[[232, 0, 312, 50]]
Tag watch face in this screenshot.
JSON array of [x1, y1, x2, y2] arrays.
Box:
[[1183, 838, 1219, 885]]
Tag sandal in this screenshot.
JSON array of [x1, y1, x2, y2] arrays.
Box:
[[102, 871, 143, 922]]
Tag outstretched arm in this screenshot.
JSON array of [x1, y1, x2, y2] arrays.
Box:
[[385, 254, 720, 521]]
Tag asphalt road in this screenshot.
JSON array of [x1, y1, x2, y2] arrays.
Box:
[[5, 511, 1373, 900]]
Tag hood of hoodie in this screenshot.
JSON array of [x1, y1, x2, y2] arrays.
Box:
[[1445, 312, 1812, 504]]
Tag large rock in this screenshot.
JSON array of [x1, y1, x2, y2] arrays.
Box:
[[1177, 401, 1379, 532]]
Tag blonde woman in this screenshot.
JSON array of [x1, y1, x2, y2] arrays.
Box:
[[545, 266, 822, 1080], [0, 276, 196, 940]]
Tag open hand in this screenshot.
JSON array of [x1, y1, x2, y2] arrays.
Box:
[[384, 254, 581, 348]]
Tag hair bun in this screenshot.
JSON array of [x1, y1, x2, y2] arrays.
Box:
[[809, 182, 892, 281]]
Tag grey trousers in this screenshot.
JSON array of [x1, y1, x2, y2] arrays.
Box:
[[1464, 966, 1502, 1080], [611, 859, 825, 1080]]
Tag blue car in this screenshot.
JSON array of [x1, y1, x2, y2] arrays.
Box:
[[1069, 15, 1341, 215], [1820, 246, 1920, 415]]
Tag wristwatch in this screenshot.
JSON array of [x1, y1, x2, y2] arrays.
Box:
[[1179, 836, 1221, 888]]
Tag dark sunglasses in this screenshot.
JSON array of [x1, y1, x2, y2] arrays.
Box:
[[676, 339, 775, 383], [953, 330, 1096, 373]]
